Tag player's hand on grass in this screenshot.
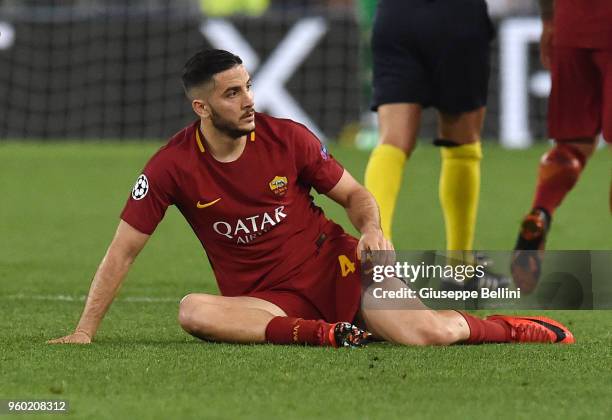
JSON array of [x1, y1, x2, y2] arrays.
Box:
[[540, 20, 554, 69], [47, 330, 92, 345]]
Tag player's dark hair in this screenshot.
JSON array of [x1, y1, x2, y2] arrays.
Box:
[[181, 49, 243, 93]]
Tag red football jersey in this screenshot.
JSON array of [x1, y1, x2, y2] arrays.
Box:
[[121, 113, 346, 296], [554, 0, 612, 49]]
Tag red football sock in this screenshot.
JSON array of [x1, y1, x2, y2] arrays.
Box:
[[265, 317, 335, 346], [532, 143, 585, 215], [459, 312, 512, 344]]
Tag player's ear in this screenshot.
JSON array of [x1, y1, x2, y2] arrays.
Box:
[[192, 99, 210, 119]]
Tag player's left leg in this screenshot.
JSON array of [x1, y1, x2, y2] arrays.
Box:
[[359, 277, 469, 345], [359, 277, 574, 345]]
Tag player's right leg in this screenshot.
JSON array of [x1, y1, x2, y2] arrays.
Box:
[[178, 293, 370, 347], [178, 293, 285, 343]]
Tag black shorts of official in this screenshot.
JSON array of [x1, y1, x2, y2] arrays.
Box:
[[370, 0, 495, 114]]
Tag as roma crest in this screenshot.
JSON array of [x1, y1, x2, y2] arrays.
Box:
[[269, 176, 288, 196]]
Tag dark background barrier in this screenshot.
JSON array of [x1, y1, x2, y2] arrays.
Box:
[[0, 4, 549, 142], [0, 5, 360, 140]]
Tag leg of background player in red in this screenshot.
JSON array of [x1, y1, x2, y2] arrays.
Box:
[[609, 145, 612, 214], [359, 277, 573, 344], [596, 49, 612, 214], [531, 139, 597, 219], [516, 45, 603, 253], [178, 294, 351, 346], [511, 139, 598, 293]]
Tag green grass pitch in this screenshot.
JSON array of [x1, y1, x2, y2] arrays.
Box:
[[1, 141, 611, 419]]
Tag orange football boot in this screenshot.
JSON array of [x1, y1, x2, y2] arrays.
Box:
[[487, 315, 575, 344]]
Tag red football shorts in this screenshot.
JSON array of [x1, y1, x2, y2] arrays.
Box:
[[248, 225, 362, 324], [548, 46, 612, 143]]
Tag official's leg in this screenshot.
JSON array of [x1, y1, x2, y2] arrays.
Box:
[[437, 108, 485, 251], [437, 111, 512, 292], [365, 104, 421, 240], [178, 293, 286, 343], [367, 2, 430, 241], [438, 107, 486, 145], [431, 0, 491, 252]]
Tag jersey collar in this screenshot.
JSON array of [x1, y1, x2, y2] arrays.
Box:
[[194, 124, 256, 154]]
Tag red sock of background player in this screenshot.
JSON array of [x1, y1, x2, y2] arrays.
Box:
[[532, 143, 586, 215], [458, 312, 511, 343], [265, 317, 335, 346]]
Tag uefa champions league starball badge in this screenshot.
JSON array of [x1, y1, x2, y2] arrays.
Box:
[[131, 174, 149, 200]]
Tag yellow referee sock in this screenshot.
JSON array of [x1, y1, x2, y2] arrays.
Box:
[[364, 144, 407, 240], [439, 142, 482, 251]]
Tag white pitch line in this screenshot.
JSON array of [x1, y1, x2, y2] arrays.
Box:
[[2, 293, 180, 303]]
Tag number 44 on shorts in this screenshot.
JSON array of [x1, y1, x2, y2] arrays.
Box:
[[338, 255, 355, 278]]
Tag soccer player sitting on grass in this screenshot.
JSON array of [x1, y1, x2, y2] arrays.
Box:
[[49, 49, 574, 347]]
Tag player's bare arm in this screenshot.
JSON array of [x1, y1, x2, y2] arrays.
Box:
[[47, 220, 150, 344], [325, 169, 393, 256], [539, 0, 554, 69]]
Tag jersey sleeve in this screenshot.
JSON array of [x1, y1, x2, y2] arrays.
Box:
[[293, 123, 344, 194], [120, 154, 175, 235]]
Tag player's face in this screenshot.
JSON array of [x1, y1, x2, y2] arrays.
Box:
[[207, 64, 255, 139]]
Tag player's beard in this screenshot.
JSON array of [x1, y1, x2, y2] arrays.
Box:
[[209, 106, 253, 139]]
